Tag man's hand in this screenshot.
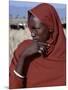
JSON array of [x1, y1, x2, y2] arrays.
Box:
[[15, 41, 46, 76]]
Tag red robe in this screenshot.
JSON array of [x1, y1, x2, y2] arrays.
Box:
[[9, 3, 66, 89]]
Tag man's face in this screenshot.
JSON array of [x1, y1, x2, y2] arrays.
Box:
[[29, 15, 50, 43]]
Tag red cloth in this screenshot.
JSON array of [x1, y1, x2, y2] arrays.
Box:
[[9, 3, 66, 89]]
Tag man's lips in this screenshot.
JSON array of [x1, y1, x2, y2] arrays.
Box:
[[33, 37, 39, 41]]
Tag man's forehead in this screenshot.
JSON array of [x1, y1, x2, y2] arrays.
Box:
[[29, 15, 48, 28]]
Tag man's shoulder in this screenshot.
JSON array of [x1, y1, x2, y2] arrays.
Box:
[[14, 39, 33, 56], [19, 39, 32, 48]]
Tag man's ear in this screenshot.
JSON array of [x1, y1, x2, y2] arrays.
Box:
[[49, 28, 54, 33], [49, 28, 54, 39]]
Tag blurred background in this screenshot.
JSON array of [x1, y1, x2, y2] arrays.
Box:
[[9, 0, 66, 64]]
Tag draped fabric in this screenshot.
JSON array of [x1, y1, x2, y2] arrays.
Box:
[[9, 3, 66, 89]]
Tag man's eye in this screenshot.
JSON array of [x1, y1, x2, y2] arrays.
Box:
[[32, 27, 35, 29], [37, 27, 40, 29], [32, 27, 40, 29]]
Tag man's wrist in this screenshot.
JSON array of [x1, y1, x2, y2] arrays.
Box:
[[14, 70, 24, 78]]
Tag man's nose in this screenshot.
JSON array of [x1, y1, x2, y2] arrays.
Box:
[[31, 32, 36, 37]]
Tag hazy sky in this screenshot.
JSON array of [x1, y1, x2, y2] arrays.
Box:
[[9, 0, 66, 8], [9, 0, 66, 22]]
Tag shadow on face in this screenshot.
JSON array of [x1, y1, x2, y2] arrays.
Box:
[[28, 15, 50, 43]]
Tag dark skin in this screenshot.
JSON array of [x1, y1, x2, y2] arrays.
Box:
[[29, 15, 50, 42], [15, 15, 51, 76]]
